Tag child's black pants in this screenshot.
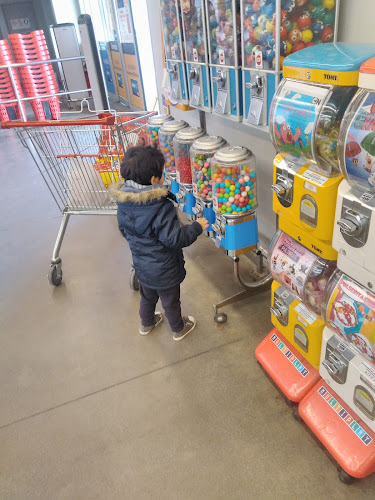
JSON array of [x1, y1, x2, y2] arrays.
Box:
[[139, 283, 184, 333]]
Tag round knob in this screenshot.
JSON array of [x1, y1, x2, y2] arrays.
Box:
[[270, 306, 282, 319], [271, 179, 290, 198]]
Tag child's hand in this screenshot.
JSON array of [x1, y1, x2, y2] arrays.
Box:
[[196, 217, 209, 231]]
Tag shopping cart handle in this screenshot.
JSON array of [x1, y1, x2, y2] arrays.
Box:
[[1, 113, 116, 128]]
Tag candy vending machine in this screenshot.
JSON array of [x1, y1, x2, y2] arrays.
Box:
[[174, 126, 206, 217], [241, 0, 340, 127], [180, 0, 212, 111], [160, 0, 189, 103], [211, 146, 258, 254], [159, 119, 188, 195], [205, 0, 243, 120], [190, 135, 227, 234], [146, 114, 174, 150]]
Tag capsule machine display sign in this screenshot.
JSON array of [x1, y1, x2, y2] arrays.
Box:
[[205, 0, 243, 121], [160, 0, 189, 103], [323, 271, 375, 365], [180, 0, 211, 111], [241, 0, 339, 127]]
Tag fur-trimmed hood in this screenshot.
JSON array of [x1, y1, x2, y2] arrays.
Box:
[[110, 181, 168, 204]]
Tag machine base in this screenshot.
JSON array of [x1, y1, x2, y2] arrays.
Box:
[[255, 328, 320, 403], [299, 381, 375, 479]]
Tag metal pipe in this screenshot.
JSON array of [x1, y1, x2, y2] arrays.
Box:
[[51, 212, 71, 263], [0, 88, 93, 106], [232, 257, 272, 291], [6, 65, 27, 122], [0, 56, 85, 70]]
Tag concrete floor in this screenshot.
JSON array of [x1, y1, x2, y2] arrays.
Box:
[[1, 125, 375, 500]]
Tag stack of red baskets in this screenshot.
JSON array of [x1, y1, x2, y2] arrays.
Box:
[[0, 39, 26, 121], [9, 30, 60, 120]]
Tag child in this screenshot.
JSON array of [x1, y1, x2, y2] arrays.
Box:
[[111, 146, 209, 341]]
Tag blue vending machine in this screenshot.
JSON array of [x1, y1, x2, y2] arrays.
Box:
[[174, 126, 206, 219], [160, 0, 189, 104], [241, 0, 340, 127], [205, 0, 243, 121], [211, 146, 258, 255], [190, 135, 227, 235], [180, 0, 212, 111], [159, 120, 188, 195]]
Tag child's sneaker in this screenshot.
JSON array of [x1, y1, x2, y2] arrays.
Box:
[[139, 312, 164, 335], [173, 316, 196, 341]]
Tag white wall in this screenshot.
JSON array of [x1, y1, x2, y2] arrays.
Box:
[[149, 0, 373, 246]]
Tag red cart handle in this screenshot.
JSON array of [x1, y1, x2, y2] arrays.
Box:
[[1, 113, 116, 129]]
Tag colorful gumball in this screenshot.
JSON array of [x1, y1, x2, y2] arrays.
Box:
[[296, 0, 308, 5], [280, 40, 288, 55], [312, 20, 325, 36], [305, 41, 315, 48], [257, 14, 267, 29], [321, 26, 334, 42], [285, 40, 293, 55], [322, 11, 335, 25], [312, 5, 326, 20], [266, 19, 275, 33], [310, 0, 322, 5], [274, 25, 288, 40], [250, 13, 259, 26], [253, 0, 260, 12], [301, 28, 313, 43], [291, 41, 306, 53], [283, 19, 294, 32], [288, 28, 301, 44], [297, 10, 311, 30], [266, 46, 276, 62], [322, 0, 335, 9]]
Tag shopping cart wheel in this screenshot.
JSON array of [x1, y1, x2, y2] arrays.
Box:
[[214, 312, 227, 324], [129, 268, 139, 291], [48, 265, 63, 287], [338, 467, 355, 485]]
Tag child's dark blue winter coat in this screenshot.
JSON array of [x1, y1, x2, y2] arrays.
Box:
[[111, 181, 203, 290]]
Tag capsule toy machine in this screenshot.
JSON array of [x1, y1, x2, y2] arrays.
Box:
[[173, 126, 206, 217], [160, 0, 189, 103], [205, 0, 243, 121], [190, 135, 227, 234], [241, 0, 340, 128], [269, 44, 375, 259], [211, 146, 258, 255], [146, 114, 174, 150], [270, 281, 325, 370], [159, 119, 188, 195], [255, 228, 336, 404], [334, 57, 375, 291], [297, 268, 375, 483], [269, 230, 336, 316], [180, 0, 212, 111]]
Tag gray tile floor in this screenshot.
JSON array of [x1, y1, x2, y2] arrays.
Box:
[[1, 125, 375, 499]]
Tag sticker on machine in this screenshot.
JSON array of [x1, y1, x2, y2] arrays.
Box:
[[295, 303, 318, 325], [301, 169, 328, 186], [193, 48, 198, 62], [300, 199, 316, 219], [272, 80, 329, 161], [360, 362, 375, 386], [326, 273, 375, 364]]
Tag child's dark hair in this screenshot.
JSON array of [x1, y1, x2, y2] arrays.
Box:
[[120, 146, 165, 185]]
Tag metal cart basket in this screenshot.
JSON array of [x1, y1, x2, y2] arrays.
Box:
[[1, 111, 155, 286]]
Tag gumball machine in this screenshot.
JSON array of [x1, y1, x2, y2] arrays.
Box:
[[211, 146, 258, 255], [269, 43, 375, 259], [180, 0, 212, 111], [160, 0, 189, 103], [159, 119, 188, 195], [333, 57, 375, 291], [296, 268, 375, 483], [190, 135, 227, 235], [146, 114, 174, 150], [205, 0, 243, 121], [173, 126, 206, 218], [241, 0, 340, 127]]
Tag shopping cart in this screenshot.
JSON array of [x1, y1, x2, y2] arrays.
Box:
[[1, 111, 155, 287]]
